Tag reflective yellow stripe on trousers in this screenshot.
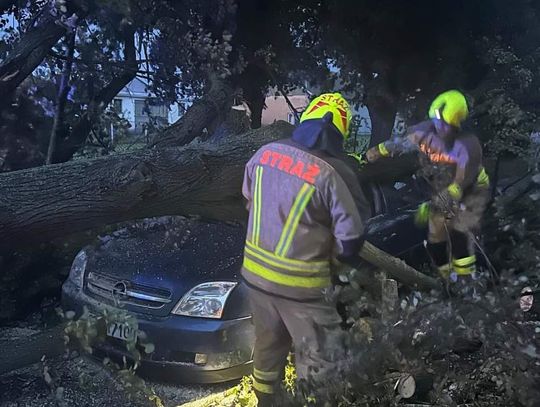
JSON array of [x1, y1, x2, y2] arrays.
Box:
[[453, 255, 476, 275], [251, 166, 264, 245]]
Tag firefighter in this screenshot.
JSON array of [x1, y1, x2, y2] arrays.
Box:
[[366, 90, 490, 282], [241, 93, 368, 406]]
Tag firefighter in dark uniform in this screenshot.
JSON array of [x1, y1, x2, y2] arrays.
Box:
[[241, 93, 369, 406], [366, 90, 490, 281]]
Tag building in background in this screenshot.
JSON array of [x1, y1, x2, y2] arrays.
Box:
[[261, 89, 372, 137], [112, 78, 182, 136], [112, 81, 375, 150], [261, 92, 309, 126]]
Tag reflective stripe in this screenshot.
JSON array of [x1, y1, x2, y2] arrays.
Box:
[[252, 377, 274, 394], [453, 255, 476, 275], [477, 167, 490, 188], [454, 265, 475, 275], [245, 246, 329, 274], [254, 368, 280, 382], [453, 255, 476, 267], [246, 241, 328, 269], [251, 166, 264, 245], [378, 142, 390, 157], [243, 257, 331, 288], [275, 183, 315, 257], [438, 263, 451, 279], [244, 251, 330, 280]]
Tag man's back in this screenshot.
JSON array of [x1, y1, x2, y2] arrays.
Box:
[[241, 138, 364, 299]]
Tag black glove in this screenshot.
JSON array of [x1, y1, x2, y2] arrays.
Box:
[[336, 236, 365, 268]]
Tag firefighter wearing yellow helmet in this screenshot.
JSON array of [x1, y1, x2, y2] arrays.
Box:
[[366, 90, 489, 284], [300, 92, 353, 137], [241, 92, 369, 406]]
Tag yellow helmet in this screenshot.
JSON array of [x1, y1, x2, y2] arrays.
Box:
[[428, 90, 469, 128], [300, 92, 352, 138]]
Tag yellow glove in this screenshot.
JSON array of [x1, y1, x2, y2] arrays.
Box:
[[347, 152, 367, 166], [414, 202, 430, 227], [447, 182, 463, 200], [433, 183, 462, 215]]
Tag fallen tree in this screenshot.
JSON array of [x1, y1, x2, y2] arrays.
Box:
[[0, 122, 290, 252], [0, 117, 440, 294]]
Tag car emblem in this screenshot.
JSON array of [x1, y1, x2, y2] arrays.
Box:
[[112, 280, 129, 299]]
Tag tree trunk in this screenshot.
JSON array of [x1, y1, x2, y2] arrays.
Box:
[[241, 64, 268, 129], [0, 119, 436, 291], [150, 75, 234, 148], [46, 31, 76, 165], [52, 26, 137, 164], [0, 0, 16, 13], [366, 96, 397, 147], [360, 242, 440, 291], [0, 324, 66, 375], [0, 121, 293, 252], [0, 13, 67, 111], [246, 90, 265, 129]]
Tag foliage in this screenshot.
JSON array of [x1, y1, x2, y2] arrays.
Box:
[[471, 37, 538, 159], [62, 306, 164, 407], [485, 145, 540, 278]]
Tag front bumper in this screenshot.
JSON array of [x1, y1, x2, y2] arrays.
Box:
[[61, 280, 255, 383]]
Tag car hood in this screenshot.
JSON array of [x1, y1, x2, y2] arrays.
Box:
[[84, 217, 245, 316]]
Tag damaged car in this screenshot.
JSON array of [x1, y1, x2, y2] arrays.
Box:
[[61, 173, 431, 383]]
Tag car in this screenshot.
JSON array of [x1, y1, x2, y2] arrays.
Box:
[[61, 172, 431, 384]]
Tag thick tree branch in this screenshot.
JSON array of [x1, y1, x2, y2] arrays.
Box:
[[46, 31, 76, 165], [52, 25, 137, 163], [0, 0, 16, 13], [0, 13, 67, 110], [48, 50, 150, 68], [360, 242, 440, 291], [0, 122, 293, 252], [0, 119, 437, 292], [150, 75, 234, 148]]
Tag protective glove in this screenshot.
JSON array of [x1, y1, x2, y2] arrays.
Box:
[[432, 183, 462, 215], [347, 152, 367, 166], [414, 202, 430, 227]]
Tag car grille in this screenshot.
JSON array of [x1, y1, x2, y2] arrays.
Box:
[[85, 271, 172, 309]]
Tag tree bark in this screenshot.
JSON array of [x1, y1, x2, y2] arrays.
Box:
[[150, 75, 234, 148], [0, 0, 16, 13], [360, 242, 440, 291], [245, 90, 265, 129], [0, 13, 67, 111], [0, 121, 293, 252], [241, 64, 268, 129], [46, 31, 76, 165], [0, 324, 66, 375], [0, 120, 438, 292], [366, 95, 397, 147]]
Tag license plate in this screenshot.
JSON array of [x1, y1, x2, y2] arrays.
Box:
[[106, 322, 136, 341]]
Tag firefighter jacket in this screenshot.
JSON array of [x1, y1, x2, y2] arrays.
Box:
[[376, 120, 489, 194], [241, 138, 365, 300]]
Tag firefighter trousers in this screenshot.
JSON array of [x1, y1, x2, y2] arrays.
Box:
[[427, 188, 489, 277], [246, 285, 345, 401]]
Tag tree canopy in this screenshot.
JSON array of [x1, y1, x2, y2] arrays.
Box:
[[1, 0, 539, 169]]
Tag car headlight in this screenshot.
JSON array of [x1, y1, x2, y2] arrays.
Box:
[[68, 250, 87, 287], [172, 282, 237, 319]]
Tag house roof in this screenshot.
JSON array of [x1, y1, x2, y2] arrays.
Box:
[[117, 77, 150, 98]]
